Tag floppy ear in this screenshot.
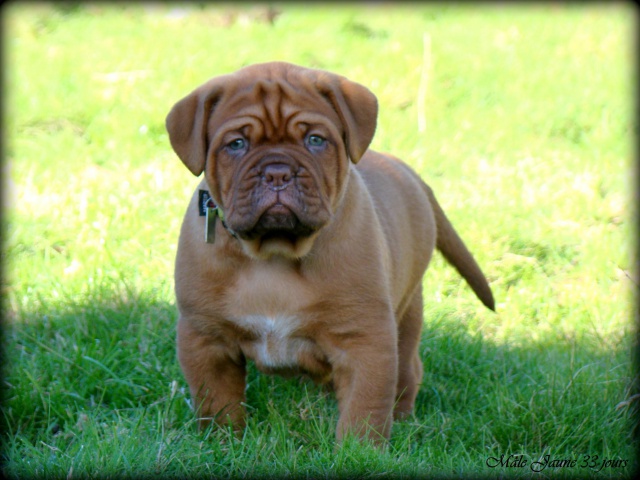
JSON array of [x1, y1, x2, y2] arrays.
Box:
[[315, 73, 378, 163], [165, 79, 226, 176]]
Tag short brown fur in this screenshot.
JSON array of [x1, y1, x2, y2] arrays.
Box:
[[167, 62, 494, 445]]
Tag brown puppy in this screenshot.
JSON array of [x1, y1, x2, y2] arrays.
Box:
[[166, 62, 494, 444]]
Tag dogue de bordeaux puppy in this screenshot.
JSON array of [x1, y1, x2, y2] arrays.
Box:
[[166, 61, 494, 445]]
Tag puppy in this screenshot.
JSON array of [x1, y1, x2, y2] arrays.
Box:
[[166, 62, 494, 444]]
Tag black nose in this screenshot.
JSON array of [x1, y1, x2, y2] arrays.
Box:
[[263, 163, 293, 190]]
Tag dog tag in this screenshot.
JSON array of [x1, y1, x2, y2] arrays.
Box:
[[205, 206, 218, 244]]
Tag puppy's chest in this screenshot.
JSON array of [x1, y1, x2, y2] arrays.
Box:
[[236, 315, 311, 370], [224, 263, 329, 378]]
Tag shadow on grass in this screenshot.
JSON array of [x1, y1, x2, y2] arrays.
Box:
[[405, 307, 637, 468], [2, 289, 180, 436], [2, 290, 637, 475]]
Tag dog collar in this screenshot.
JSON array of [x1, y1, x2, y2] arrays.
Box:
[[198, 189, 238, 243]]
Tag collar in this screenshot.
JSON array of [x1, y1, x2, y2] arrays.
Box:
[[198, 189, 238, 243]]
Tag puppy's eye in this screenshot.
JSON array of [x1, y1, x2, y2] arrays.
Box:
[[306, 135, 326, 148], [226, 139, 247, 151]]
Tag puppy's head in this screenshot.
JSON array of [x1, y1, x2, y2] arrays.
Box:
[[166, 62, 378, 259]]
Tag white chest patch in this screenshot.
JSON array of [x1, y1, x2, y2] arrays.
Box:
[[236, 314, 308, 369]]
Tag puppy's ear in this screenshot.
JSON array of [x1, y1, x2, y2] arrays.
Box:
[[314, 73, 378, 163], [165, 79, 226, 176]]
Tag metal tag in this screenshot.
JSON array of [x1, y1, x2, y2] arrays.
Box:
[[205, 207, 218, 244]]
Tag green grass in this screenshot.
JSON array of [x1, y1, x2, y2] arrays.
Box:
[[2, 3, 636, 478]]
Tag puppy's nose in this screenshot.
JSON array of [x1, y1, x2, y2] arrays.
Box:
[[263, 163, 293, 190]]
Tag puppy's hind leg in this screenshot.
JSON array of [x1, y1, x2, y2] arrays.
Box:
[[394, 287, 424, 420]]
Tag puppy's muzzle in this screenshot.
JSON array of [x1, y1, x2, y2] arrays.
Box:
[[233, 158, 319, 242], [242, 205, 316, 242], [263, 163, 293, 192]]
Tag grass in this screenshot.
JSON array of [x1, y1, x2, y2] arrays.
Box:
[[1, 3, 636, 478]]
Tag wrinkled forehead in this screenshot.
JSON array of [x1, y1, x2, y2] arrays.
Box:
[[208, 68, 342, 138]]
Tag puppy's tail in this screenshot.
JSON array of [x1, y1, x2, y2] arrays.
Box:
[[425, 186, 495, 311]]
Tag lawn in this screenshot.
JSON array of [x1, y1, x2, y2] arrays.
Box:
[[1, 3, 636, 478]]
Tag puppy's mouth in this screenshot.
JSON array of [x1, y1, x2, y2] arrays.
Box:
[[223, 155, 332, 258], [234, 204, 317, 243]]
